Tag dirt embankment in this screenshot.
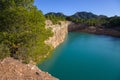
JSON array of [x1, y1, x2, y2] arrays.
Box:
[[0, 57, 58, 80]]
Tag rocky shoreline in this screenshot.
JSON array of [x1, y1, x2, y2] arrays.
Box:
[[77, 27, 120, 37], [68, 22, 120, 37], [75, 27, 120, 37]]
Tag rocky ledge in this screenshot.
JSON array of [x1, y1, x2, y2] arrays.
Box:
[[0, 57, 58, 80]]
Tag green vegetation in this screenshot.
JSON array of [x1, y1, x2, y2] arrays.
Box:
[[0, 44, 10, 59], [45, 13, 66, 24], [70, 12, 120, 28], [0, 0, 53, 63], [46, 12, 120, 29], [66, 16, 107, 26], [105, 16, 120, 28]]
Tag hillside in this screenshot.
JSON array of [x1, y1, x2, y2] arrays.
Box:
[[45, 12, 107, 19], [71, 12, 98, 19], [45, 12, 120, 37]]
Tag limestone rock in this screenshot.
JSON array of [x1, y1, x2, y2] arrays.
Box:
[[45, 20, 71, 48]]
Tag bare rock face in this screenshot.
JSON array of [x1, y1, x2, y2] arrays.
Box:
[[68, 22, 88, 32], [45, 20, 71, 48], [0, 57, 58, 80]]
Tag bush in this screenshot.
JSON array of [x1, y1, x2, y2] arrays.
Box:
[[0, 44, 10, 59], [45, 14, 66, 24]]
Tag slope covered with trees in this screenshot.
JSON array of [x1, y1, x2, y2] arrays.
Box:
[[45, 12, 66, 24], [0, 0, 53, 63], [46, 12, 120, 29], [45, 12, 120, 37]]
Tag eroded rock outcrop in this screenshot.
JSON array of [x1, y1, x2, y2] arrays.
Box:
[[45, 20, 71, 48], [0, 57, 58, 80]]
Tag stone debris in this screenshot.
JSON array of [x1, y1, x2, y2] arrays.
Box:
[[0, 57, 58, 80]]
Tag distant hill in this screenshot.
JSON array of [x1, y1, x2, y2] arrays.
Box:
[[71, 12, 98, 19], [71, 12, 108, 19], [98, 15, 108, 19], [45, 12, 108, 19]]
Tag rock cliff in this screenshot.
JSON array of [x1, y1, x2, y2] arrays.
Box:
[[68, 22, 87, 32], [45, 20, 71, 48]]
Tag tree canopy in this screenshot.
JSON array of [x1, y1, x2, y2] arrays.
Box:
[[0, 0, 53, 63], [45, 12, 66, 24]]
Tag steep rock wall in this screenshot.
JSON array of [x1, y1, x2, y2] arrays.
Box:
[[68, 22, 88, 32], [45, 20, 71, 48]]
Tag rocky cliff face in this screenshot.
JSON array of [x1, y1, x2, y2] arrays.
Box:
[[45, 20, 71, 48], [68, 22, 87, 32]]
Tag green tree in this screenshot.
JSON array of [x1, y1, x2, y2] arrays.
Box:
[[0, 0, 34, 10], [45, 14, 66, 24], [107, 16, 120, 28], [0, 0, 53, 63]]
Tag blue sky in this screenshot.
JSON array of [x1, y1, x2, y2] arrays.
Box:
[[34, 0, 120, 17]]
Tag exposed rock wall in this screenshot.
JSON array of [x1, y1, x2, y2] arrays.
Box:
[[45, 20, 71, 48], [68, 22, 87, 32]]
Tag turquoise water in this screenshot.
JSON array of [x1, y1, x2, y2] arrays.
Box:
[[38, 32, 120, 80]]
